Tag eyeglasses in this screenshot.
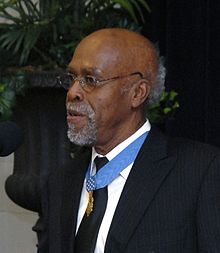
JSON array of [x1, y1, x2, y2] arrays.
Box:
[[57, 71, 144, 92]]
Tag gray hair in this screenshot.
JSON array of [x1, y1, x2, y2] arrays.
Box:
[[146, 56, 166, 106]]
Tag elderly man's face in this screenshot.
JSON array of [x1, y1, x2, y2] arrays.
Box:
[[65, 34, 139, 149], [65, 29, 155, 153]]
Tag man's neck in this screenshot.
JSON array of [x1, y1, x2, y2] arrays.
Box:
[[94, 119, 148, 155]]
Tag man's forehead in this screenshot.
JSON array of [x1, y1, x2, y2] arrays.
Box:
[[69, 42, 125, 75]]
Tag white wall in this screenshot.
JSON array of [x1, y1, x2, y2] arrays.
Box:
[[0, 154, 38, 253]]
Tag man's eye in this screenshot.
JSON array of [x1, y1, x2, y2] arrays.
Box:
[[67, 73, 77, 81], [84, 76, 98, 85]]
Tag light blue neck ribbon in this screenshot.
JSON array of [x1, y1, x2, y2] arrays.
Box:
[[86, 131, 148, 191]]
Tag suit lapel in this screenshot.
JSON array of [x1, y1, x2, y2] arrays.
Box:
[[59, 147, 92, 253], [105, 127, 176, 252]]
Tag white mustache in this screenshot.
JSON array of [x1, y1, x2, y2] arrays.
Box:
[[66, 102, 95, 118]]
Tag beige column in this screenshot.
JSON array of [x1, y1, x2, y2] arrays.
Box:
[[0, 154, 38, 253]]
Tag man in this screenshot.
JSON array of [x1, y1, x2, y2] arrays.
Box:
[[35, 28, 220, 253]]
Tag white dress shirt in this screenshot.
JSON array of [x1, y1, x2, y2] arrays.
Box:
[[76, 120, 151, 253]]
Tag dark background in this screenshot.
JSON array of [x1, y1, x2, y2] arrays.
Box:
[[143, 0, 220, 148]]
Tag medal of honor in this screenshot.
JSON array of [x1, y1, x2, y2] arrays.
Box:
[[86, 191, 94, 216]]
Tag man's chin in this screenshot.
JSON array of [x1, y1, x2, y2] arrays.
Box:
[[67, 128, 97, 147]]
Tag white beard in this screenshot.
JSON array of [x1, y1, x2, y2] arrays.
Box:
[[66, 102, 97, 146]]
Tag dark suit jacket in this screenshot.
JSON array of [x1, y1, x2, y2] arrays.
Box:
[[34, 127, 220, 253]]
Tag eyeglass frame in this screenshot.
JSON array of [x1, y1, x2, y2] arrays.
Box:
[[56, 71, 144, 92]]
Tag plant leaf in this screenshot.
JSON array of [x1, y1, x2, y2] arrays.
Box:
[[113, 0, 138, 23], [130, 0, 145, 23], [0, 10, 21, 23], [137, 0, 151, 12], [19, 25, 41, 64], [0, 29, 21, 50]]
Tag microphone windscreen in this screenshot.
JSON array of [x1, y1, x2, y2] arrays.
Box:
[[0, 121, 23, 157]]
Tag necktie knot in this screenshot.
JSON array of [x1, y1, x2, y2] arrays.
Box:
[[94, 156, 108, 172]]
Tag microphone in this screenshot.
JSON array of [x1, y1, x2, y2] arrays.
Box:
[[0, 121, 23, 157]]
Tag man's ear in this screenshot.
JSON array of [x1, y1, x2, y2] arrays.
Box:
[[131, 79, 151, 108]]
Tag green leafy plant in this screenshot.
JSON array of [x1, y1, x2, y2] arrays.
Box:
[[148, 90, 180, 124], [0, 0, 150, 69], [0, 71, 27, 120]]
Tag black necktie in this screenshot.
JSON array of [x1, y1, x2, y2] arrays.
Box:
[[74, 156, 109, 253]]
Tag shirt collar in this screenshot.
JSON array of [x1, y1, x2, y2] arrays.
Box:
[[91, 120, 151, 179]]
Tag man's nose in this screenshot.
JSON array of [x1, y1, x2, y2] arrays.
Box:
[[66, 81, 84, 102]]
